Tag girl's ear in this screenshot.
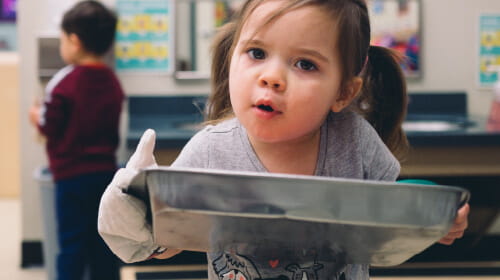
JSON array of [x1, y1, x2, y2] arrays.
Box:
[[331, 77, 363, 112]]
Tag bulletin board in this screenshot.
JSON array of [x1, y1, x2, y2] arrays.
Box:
[[368, 0, 421, 78], [0, 0, 16, 21], [478, 13, 500, 87], [115, 0, 174, 73]]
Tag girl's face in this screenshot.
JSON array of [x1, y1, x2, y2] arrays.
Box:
[[229, 0, 354, 146]]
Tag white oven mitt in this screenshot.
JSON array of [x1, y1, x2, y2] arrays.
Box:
[[98, 129, 179, 263]]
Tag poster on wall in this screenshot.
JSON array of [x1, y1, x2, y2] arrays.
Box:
[[0, 0, 16, 21], [479, 14, 500, 87], [367, 0, 420, 78], [115, 0, 173, 73]]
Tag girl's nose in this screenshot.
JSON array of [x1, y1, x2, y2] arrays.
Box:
[[258, 62, 287, 92]]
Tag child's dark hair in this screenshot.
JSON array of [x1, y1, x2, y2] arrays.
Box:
[[61, 0, 117, 56], [207, 0, 409, 160]]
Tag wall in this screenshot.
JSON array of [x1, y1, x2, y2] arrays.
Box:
[[17, 0, 500, 252], [18, 0, 47, 244], [406, 0, 497, 116]]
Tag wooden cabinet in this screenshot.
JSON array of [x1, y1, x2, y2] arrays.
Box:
[[0, 52, 20, 198], [401, 146, 500, 177], [398, 144, 500, 266]]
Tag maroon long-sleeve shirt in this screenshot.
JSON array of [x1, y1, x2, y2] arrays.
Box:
[[38, 64, 125, 181]]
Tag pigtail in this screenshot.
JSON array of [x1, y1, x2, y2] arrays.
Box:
[[357, 45, 409, 161], [206, 21, 237, 123]]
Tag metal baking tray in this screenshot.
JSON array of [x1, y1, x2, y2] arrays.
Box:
[[128, 167, 469, 267]]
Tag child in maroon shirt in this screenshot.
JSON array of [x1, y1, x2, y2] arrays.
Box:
[[29, 1, 123, 279]]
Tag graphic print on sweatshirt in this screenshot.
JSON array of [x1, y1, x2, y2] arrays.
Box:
[[211, 253, 348, 280]]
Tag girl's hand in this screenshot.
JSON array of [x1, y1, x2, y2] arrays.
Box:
[[438, 203, 470, 245], [148, 247, 182, 260]]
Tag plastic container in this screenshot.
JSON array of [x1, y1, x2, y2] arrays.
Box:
[[34, 167, 59, 280]]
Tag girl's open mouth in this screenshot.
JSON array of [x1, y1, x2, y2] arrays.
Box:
[[257, 104, 274, 112]]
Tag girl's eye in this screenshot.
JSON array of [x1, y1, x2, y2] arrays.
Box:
[[296, 59, 317, 71], [248, 48, 266, 60]]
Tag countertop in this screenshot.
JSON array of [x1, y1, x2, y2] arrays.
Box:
[[403, 115, 500, 147], [128, 114, 500, 149], [128, 114, 203, 149], [127, 95, 500, 149], [127, 95, 205, 149]]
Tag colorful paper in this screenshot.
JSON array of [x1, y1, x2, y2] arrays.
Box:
[[115, 0, 173, 73]]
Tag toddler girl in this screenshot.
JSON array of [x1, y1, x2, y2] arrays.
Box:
[[99, 1, 469, 279]]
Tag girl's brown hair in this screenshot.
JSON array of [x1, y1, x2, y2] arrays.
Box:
[[207, 0, 408, 160]]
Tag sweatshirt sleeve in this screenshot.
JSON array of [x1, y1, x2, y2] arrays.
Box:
[[38, 92, 69, 138], [171, 127, 211, 168], [361, 125, 401, 181], [38, 65, 74, 137]]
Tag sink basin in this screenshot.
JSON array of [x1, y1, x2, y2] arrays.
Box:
[[403, 93, 475, 133], [403, 120, 467, 132], [403, 115, 476, 132]]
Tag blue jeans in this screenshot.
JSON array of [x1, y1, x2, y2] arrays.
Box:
[[55, 171, 119, 280]]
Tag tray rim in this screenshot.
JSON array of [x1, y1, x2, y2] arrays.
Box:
[[141, 166, 470, 227], [142, 166, 470, 199]]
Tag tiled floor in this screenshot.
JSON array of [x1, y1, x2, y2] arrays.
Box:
[[1, 199, 498, 280]]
